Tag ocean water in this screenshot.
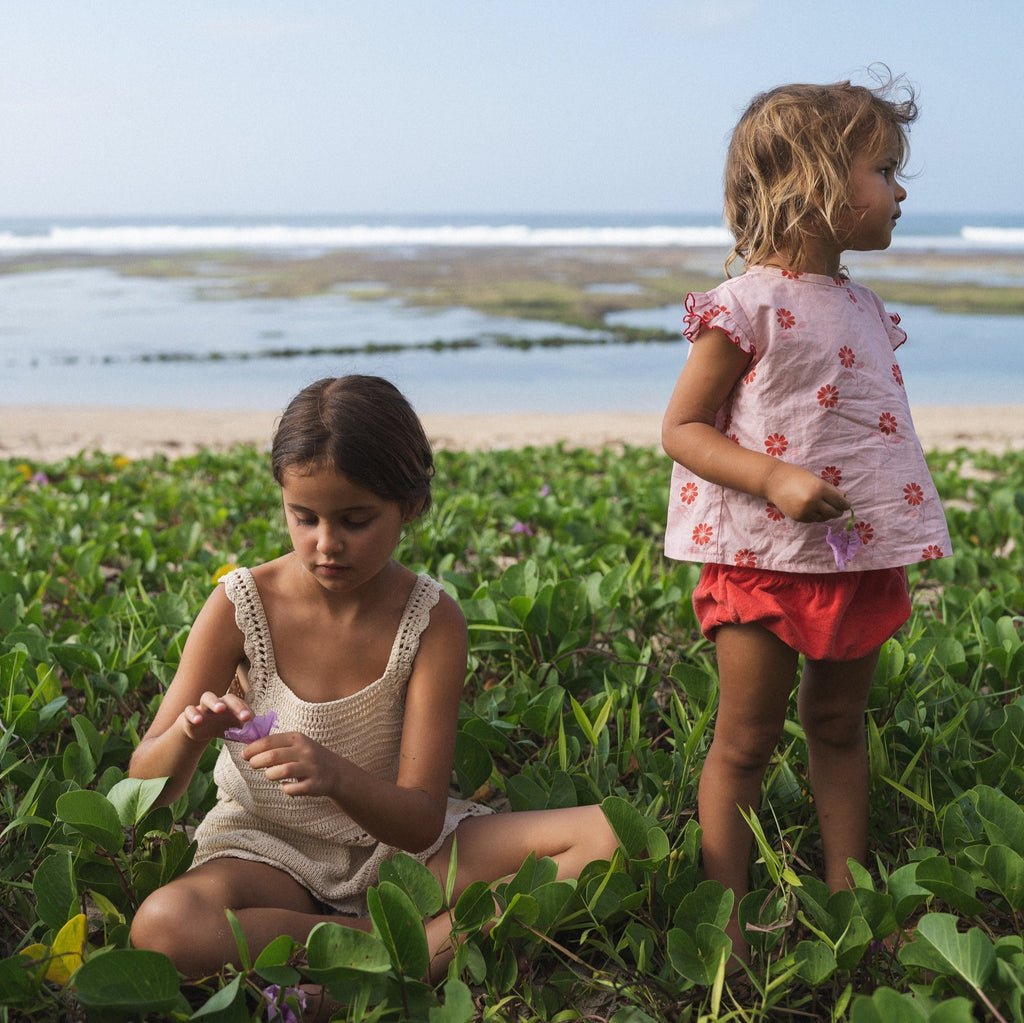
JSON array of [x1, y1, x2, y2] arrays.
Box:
[[0, 213, 1022, 413]]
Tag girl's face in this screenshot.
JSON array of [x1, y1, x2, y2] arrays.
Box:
[[839, 146, 907, 253], [280, 466, 413, 595]]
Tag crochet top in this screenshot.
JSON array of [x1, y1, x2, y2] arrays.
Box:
[[190, 566, 490, 913]]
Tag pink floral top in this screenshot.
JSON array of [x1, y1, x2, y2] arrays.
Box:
[[664, 266, 951, 573]]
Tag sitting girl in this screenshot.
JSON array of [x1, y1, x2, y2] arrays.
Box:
[[129, 374, 618, 984]]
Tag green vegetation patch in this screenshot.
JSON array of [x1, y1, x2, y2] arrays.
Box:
[[1, 442, 1023, 1020]]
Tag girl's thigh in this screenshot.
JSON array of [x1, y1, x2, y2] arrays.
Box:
[[149, 857, 322, 916], [427, 805, 613, 898]]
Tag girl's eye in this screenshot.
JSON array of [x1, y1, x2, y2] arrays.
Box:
[[295, 517, 317, 526]]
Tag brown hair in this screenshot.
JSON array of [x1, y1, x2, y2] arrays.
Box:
[[271, 375, 434, 518], [724, 68, 918, 273]]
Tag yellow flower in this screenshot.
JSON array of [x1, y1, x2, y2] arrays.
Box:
[[16, 463, 32, 481], [113, 455, 132, 469], [212, 562, 237, 584], [20, 913, 87, 986]]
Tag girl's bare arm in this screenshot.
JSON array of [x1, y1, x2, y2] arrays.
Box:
[[662, 327, 849, 522], [128, 585, 249, 805]]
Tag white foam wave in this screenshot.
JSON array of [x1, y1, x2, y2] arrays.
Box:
[[960, 226, 1024, 248], [0, 222, 735, 253]]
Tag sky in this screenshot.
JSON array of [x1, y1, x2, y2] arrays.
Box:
[[2, 0, 1022, 218]]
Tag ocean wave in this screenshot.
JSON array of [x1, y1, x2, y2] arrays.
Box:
[[0, 222, 735, 253], [2, 221, 1022, 254], [960, 226, 1024, 248]]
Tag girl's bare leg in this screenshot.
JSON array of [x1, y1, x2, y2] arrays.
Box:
[[423, 804, 618, 981], [698, 624, 798, 964], [130, 858, 365, 978], [797, 648, 880, 891]]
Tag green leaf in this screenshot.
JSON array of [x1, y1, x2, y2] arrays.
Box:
[[33, 850, 78, 932], [913, 857, 986, 916], [791, 939, 836, 986], [367, 881, 430, 978], [105, 776, 168, 828], [189, 972, 244, 1018], [850, 987, 977, 1022], [305, 921, 392, 975], [899, 913, 996, 992], [666, 922, 731, 985], [428, 977, 475, 1023], [254, 934, 301, 988], [452, 880, 497, 932], [55, 788, 124, 853], [600, 795, 647, 859], [376, 851, 445, 918], [971, 784, 1024, 850], [70, 948, 180, 1013]]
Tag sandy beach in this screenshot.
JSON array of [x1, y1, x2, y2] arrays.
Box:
[[1, 404, 1021, 462]]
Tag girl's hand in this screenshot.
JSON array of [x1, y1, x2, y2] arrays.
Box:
[[242, 732, 342, 799], [764, 461, 850, 523], [180, 692, 253, 744]]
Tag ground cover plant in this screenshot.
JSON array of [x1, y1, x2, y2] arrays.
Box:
[[1, 441, 1022, 1022]]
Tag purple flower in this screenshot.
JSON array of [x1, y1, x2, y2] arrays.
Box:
[[826, 515, 863, 570], [538, 484, 551, 497], [261, 984, 307, 1023], [511, 521, 534, 536], [223, 711, 277, 743]]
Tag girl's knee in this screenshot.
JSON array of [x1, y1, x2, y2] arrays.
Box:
[[580, 804, 619, 861], [131, 881, 214, 958], [800, 707, 865, 750]]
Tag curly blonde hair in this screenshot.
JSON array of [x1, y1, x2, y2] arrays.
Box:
[[724, 68, 918, 274]]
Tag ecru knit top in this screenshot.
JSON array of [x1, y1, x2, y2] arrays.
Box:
[[190, 567, 490, 914]]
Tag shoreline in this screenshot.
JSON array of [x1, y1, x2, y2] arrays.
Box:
[[2, 404, 1022, 462]]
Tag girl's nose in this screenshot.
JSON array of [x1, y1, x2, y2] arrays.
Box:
[[317, 525, 343, 554]]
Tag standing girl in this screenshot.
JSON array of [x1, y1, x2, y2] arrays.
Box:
[[661, 73, 950, 964], [130, 375, 617, 984]]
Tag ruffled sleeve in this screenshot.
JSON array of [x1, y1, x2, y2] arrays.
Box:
[[683, 288, 758, 358]]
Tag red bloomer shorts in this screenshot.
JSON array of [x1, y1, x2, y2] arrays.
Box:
[[692, 563, 911, 661]]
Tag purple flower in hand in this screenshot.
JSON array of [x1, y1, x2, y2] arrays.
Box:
[[826, 511, 862, 570], [261, 984, 307, 1023], [223, 710, 277, 743]]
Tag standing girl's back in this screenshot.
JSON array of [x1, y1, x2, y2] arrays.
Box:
[[661, 71, 951, 971]]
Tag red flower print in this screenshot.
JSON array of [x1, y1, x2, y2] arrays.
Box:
[[817, 384, 839, 408], [678, 481, 699, 505], [838, 346, 856, 368], [776, 307, 796, 328], [903, 482, 924, 506], [728, 433, 740, 444], [847, 288, 858, 303], [821, 465, 843, 486], [765, 502, 785, 522], [892, 363, 904, 387], [692, 522, 713, 546], [890, 312, 901, 326], [854, 521, 874, 545], [744, 369, 757, 385], [734, 549, 757, 568], [921, 544, 944, 560], [764, 433, 788, 456], [700, 303, 730, 325], [878, 412, 898, 436], [781, 269, 803, 279]]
